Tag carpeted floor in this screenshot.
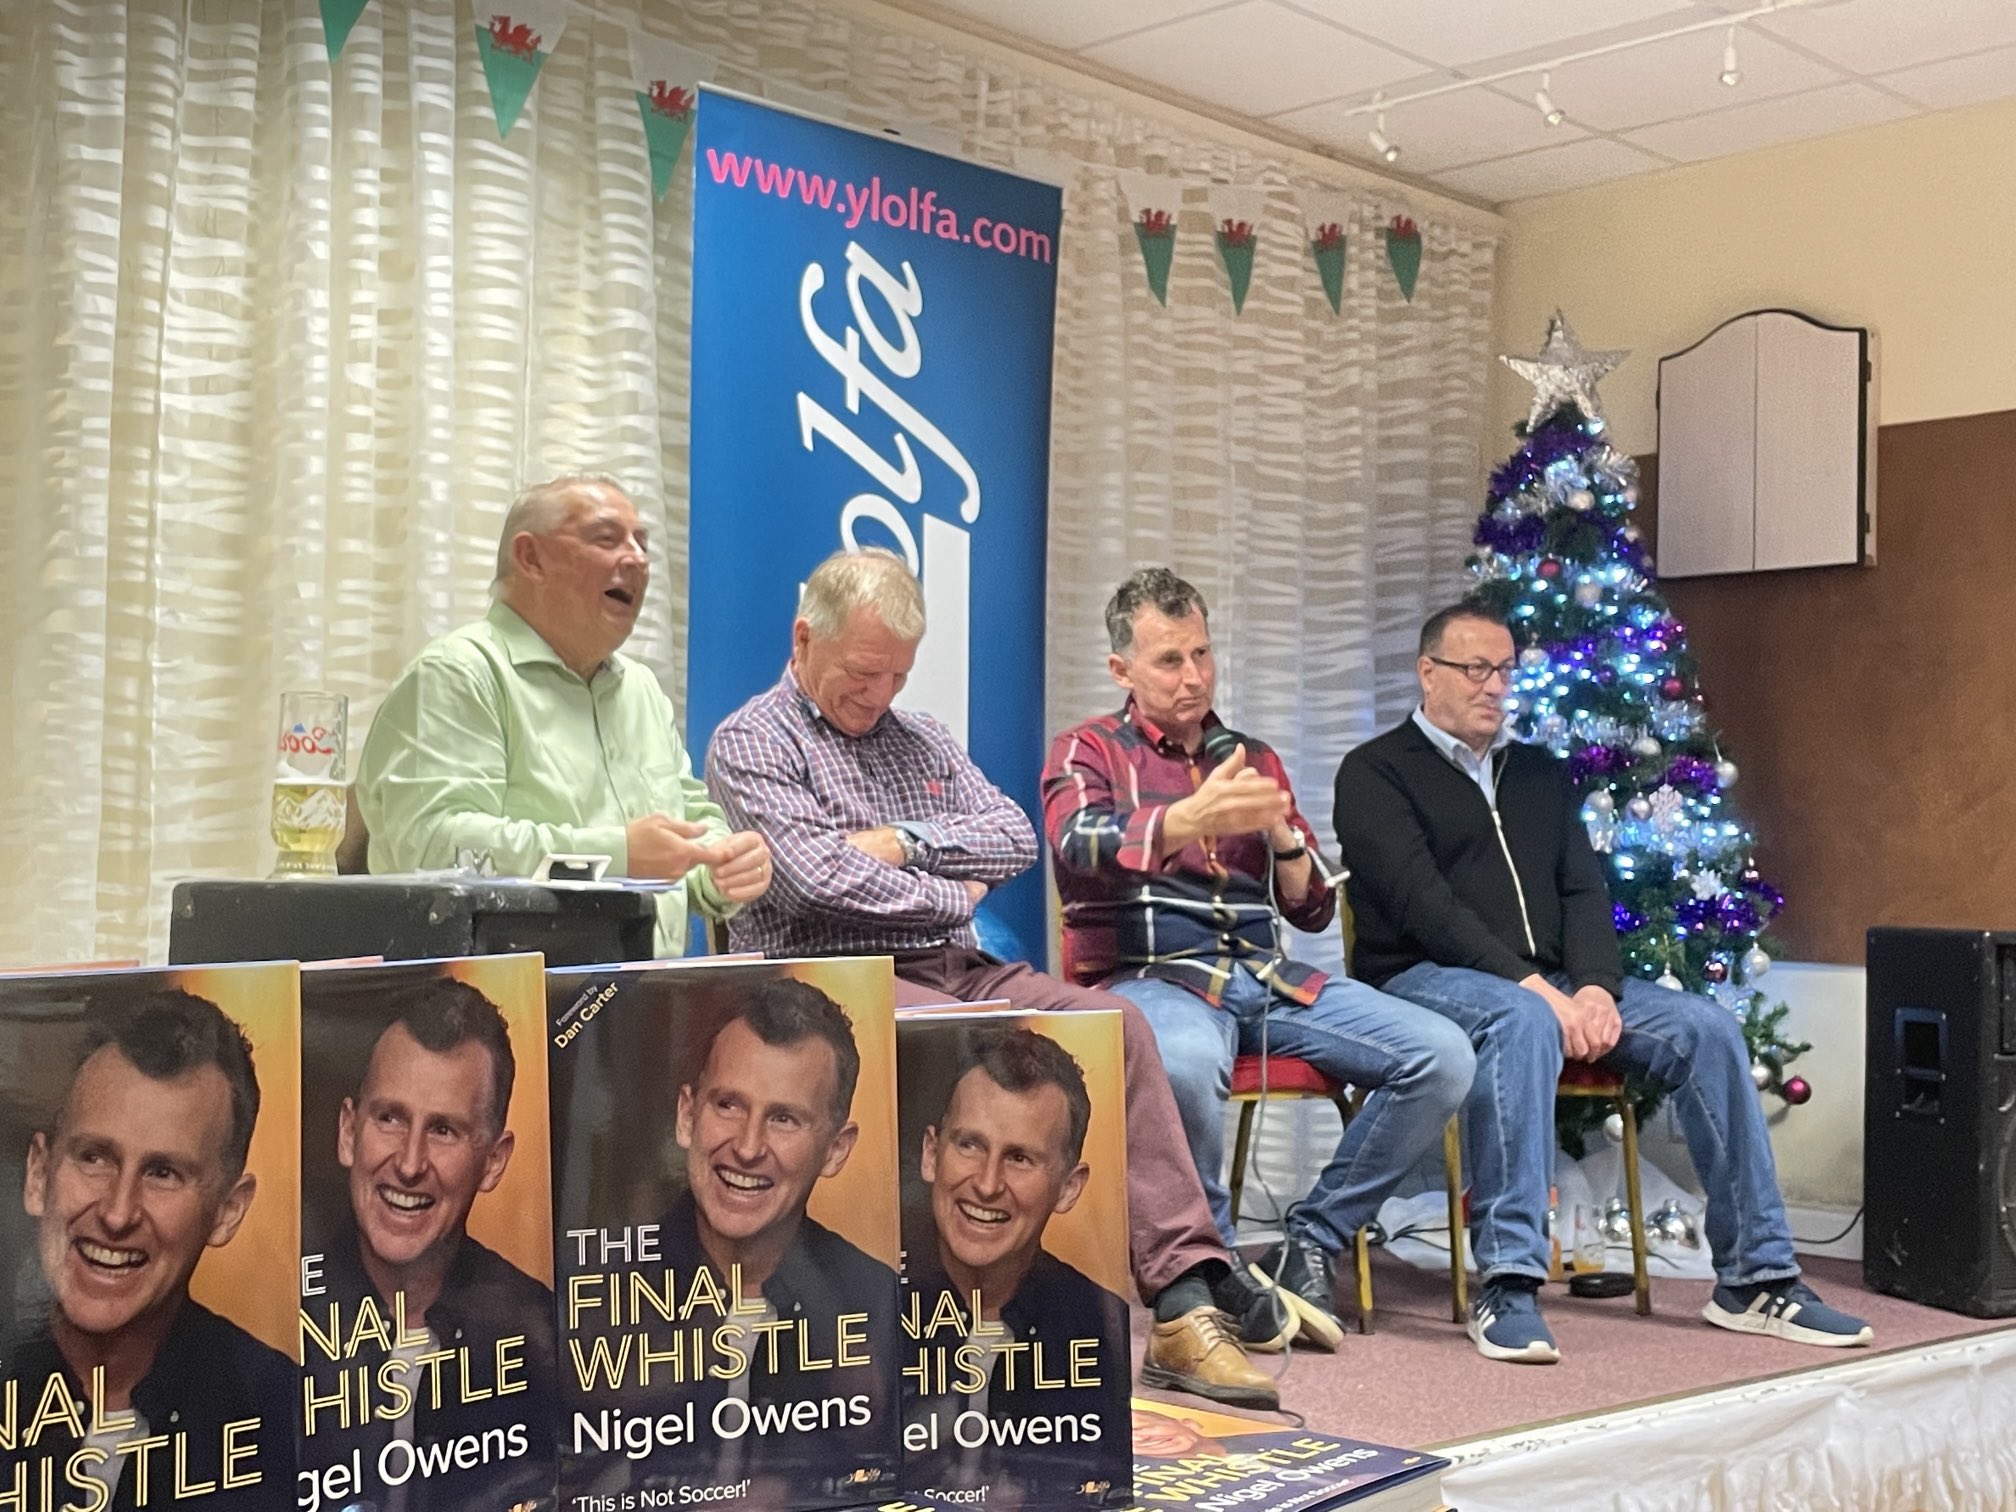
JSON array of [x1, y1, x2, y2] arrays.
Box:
[[1135, 1253, 2015, 1451]]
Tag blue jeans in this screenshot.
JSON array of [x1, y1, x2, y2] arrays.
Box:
[[1383, 963, 1800, 1288], [1111, 965, 1474, 1254]]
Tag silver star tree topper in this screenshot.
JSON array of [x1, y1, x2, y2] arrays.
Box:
[[1500, 310, 1629, 430]]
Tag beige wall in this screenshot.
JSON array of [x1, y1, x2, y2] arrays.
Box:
[[1493, 96, 2016, 453]]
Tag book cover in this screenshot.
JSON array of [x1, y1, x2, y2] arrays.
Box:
[[896, 1008, 1132, 1510], [297, 954, 557, 1512], [547, 957, 900, 1511], [0, 962, 302, 1509], [1126, 1398, 1446, 1512]]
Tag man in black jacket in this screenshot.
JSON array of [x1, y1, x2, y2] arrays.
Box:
[[1334, 600, 1871, 1365]]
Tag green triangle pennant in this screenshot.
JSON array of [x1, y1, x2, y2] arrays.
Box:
[[1311, 222, 1346, 315], [476, 15, 553, 138], [635, 84, 697, 199], [1215, 219, 1257, 315], [320, 0, 371, 63], [1132, 209, 1176, 306], [1385, 215, 1422, 302]]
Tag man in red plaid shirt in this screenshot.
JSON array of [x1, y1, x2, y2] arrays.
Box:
[[706, 548, 1288, 1408], [1043, 568, 1474, 1349]]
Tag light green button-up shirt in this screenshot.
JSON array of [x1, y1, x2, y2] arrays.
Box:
[[357, 601, 734, 955]]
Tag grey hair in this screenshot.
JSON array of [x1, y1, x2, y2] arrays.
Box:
[[492, 473, 628, 590], [1105, 567, 1208, 655], [798, 548, 926, 641]]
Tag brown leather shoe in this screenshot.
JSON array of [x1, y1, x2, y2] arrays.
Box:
[[1140, 1305, 1280, 1410]]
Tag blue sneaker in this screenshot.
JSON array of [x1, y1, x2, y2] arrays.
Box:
[[1703, 1278, 1873, 1347], [1468, 1277, 1560, 1363]]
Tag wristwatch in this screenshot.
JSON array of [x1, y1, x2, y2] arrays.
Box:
[[896, 828, 926, 869], [1271, 839, 1308, 861]]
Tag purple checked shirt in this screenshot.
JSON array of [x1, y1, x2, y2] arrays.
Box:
[[704, 666, 1039, 956]]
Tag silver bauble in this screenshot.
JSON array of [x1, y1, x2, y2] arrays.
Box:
[[1655, 970, 1684, 992], [1520, 647, 1549, 671], [1586, 790, 1616, 817], [1632, 735, 1662, 758], [1567, 488, 1595, 512], [1599, 1198, 1634, 1244], [1574, 581, 1603, 607], [1647, 1198, 1700, 1249], [1602, 1111, 1625, 1144], [1742, 946, 1772, 981], [1626, 795, 1652, 820], [1714, 759, 1739, 788], [1750, 1059, 1774, 1091]]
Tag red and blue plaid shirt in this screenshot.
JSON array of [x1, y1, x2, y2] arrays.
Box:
[[1041, 700, 1336, 1006], [706, 666, 1038, 957]]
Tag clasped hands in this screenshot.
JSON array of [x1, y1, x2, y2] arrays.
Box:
[[1523, 975, 1622, 1061], [625, 815, 772, 903]]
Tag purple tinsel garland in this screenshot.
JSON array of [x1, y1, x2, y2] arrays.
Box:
[[1569, 745, 1632, 784]]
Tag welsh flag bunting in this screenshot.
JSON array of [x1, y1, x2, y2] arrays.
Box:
[[1119, 172, 1179, 307], [1309, 219, 1347, 315], [320, 0, 372, 63], [474, 0, 571, 138], [1204, 186, 1267, 315], [1384, 213, 1423, 302], [629, 32, 712, 199]]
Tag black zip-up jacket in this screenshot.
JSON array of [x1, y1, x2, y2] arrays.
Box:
[[1332, 718, 1624, 999]]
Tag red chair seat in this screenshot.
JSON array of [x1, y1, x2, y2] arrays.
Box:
[[1558, 1059, 1624, 1092], [1230, 1053, 1338, 1097]]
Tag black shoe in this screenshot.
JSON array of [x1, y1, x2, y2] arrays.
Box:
[[1211, 1261, 1300, 1353], [1251, 1235, 1346, 1350]]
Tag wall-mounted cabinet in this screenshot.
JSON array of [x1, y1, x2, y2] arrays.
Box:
[[1655, 309, 1876, 578]]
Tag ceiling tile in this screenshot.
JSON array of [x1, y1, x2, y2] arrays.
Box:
[[1874, 45, 2016, 111], [916, 0, 1233, 52], [1623, 80, 1917, 160], [1079, 1, 1425, 115], [1272, 81, 1593, 172], [1546, 24, 1849, 130], [1284, 0, 1693, 69], [1758, 0, 2016, 76], [1434, 137, 1671, 202]]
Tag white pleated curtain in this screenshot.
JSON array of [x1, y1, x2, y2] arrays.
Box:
[[0, 0, 1496, 964]]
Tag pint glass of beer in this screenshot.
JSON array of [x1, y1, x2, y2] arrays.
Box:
[[271, 692, 349, 876]]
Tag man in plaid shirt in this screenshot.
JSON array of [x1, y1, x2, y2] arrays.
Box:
[[706, 548, 1288, 1409], [1043, 568, 1475, 1350]]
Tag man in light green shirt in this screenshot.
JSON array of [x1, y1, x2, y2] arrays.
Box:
[[357, 475, 772, 954]]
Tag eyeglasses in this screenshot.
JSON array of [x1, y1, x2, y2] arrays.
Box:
[[1428, 656, 1516, 685]]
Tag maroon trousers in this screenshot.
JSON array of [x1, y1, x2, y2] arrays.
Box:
[[891, 946, 1227, 1301]]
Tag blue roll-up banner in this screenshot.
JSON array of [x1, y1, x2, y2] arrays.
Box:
[[687, 89, 1062, 963]]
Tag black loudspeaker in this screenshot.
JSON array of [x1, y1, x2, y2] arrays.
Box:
[[1863, 926, 2016, 1316], [168, 876, 660, 968]]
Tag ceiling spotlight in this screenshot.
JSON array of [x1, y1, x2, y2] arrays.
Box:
[[1535, 72, 1564, 126], [1720, 28, 1742, 87], [1369, 110, 1400, 163]]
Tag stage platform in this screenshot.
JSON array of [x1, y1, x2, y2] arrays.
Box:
[[1135, 1253, 2016, 1509]]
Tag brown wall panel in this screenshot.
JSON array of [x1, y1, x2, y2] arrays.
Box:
[[1637, 407, 2016, 963]]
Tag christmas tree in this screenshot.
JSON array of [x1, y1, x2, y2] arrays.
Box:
[[1468, 312, 1809, 1154]]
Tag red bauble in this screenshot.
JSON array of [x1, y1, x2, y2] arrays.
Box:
[[1659, 676, 1686, 700], [1782, 1076, 1812, 1106], [1538, 558, 1563, 579]]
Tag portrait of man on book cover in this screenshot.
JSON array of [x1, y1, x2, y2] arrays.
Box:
[[0, 968, 301, 1511], [548, 961, 901, 1512], [899, 1020, 1132, 1509], [299, 960, 558, 1512]]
